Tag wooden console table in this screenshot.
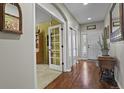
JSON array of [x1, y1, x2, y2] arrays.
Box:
[[98, 56, 117, 86], [98, 56, 116, 69]]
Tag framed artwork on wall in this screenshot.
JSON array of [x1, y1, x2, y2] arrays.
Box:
[[0, 3, 22, 34], [87, 25, 96, 30], [110, 3, 124, 42], [113, 21, 120, 27]]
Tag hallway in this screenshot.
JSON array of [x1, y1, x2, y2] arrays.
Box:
[[45, 61, 119, 89], [0, 3, 124, 89]]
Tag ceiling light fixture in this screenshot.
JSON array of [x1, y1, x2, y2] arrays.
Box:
[[83, 3, 88, 5], [88, 18, 91, 20]]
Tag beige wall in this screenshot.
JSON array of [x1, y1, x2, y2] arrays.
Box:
[[104, 4, 124, 88]]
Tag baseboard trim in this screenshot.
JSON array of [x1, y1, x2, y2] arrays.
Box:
[[65, 68, 71, 72], [115, 78, 122, 89]]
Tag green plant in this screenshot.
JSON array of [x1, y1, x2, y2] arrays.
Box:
[[97, 31, 109, 50]]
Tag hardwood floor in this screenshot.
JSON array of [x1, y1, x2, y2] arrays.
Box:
[[45, 60, 119, 89]]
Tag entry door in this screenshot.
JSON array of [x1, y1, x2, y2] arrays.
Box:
[[81, 34, 88, 59], [87, 31, 101, 59], [48, 25, 62, 71]]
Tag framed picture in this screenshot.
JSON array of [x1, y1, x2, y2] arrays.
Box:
[[0, 3, 22, 34], [110, 3, 124, 42], [113, 21, 120, 27], [87, 25, 96, 30]]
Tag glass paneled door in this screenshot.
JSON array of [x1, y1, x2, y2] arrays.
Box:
[[48, 25, 62, 71]]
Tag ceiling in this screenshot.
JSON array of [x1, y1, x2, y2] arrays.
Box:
[[35, 4, 54, 24], [64, 3, 110, 24]]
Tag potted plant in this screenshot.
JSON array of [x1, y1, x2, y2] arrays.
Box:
[[98, 29, 109, 56]]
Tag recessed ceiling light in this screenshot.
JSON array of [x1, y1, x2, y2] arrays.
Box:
[[88, 18, 92, 20], [83, 3, 88, 5]]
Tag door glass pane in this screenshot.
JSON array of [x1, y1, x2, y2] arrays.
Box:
[[55, 28, 59, 34], [56, 51, 60, 57], [56, 58, 60, 65], [55, 43, 60, 50], [55, 36, 59, 42], [50, 27, 60, 66], [51, 58, 56, 64], [81, 34, 88, 58], [51, 42, 54, 50]]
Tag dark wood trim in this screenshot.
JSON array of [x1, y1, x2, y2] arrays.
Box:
[[0, 4, 4, 30], [110, 3, 116, 33], [2, 29, 22, 34], [120, 3, 124, 40], [5, 13, 19, 19]]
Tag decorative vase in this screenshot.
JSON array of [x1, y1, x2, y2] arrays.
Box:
[[101, 49, 109, 56]]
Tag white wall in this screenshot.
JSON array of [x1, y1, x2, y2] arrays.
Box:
[[81, 21, 104, 33], [104, 4, 124, 88], [0, 4, 36, 88], [38, 3, 65, 23], [55, 4, 80, 71], [80, 21, 104, 58], [35, 4, 51, 24], [55, 4, 79, 29]]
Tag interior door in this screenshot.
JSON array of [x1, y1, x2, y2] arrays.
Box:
[[87, 31, 101, 59], [48, 25, 62, 71], [72, 30, 77, 64]]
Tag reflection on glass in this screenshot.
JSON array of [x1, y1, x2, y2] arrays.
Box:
[[5, 4, 19, 31], [112, 4, 120, 33], [5, 14, 19, 31]]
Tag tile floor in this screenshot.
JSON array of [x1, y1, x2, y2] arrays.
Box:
[[37, 64, 62, 89]]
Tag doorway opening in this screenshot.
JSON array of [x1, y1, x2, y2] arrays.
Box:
[[35, 4, 63, 89], [68, 27, 78, 69], [81, 29, 102, 60]]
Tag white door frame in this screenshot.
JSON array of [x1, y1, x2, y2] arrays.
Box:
[[69, 27, 78, 66], [36, 3, 67, 72], [35, 4, 67, 88], [48, 24, 63, 71]]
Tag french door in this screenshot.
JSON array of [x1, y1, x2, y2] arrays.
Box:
[[48, 25, 62, 71]]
